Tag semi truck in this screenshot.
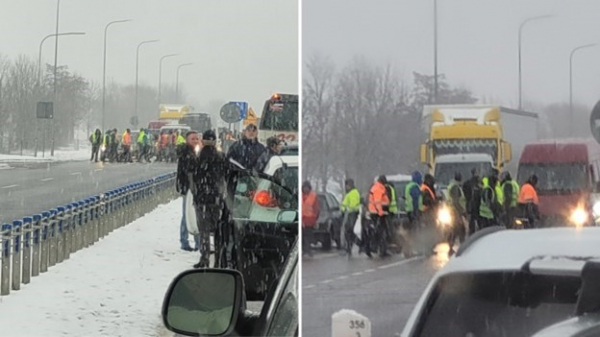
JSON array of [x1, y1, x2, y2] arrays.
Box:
[[420, 105, 538, 189]]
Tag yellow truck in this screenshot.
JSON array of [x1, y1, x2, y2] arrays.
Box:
[[420, 105, 538, 188]]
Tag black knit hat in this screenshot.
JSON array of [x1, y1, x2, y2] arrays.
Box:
[[202, 129, 216, 141]]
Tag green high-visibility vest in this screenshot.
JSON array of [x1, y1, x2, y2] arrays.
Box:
[[479, 186, 495, 219], [342, 188, 361, 212], [448, 181, 466, 211], [502, 180, 520, 208], [387, 184, 398, 214], [495, 183, 504, 206], [404, 182, 422, 213], [137, 131, 145, 144], [176, 135, 186, 145]]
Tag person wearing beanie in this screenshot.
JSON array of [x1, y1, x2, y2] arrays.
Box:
[[192, 128, 228, 269], [255, 136, 283, 172]]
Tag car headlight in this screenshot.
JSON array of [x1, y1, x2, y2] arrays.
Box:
[[569, 207, 588, 227], [101, 145, 106, 152], [437, 206, 452, 226]]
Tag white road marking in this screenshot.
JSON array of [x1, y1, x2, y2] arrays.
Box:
[[304, 285, 316, 289], [351, 272, 363, 276], [41, 178, 54, 182], [1, 184, 18, 189], [94, 169, 103, 172], [337, 275, 348, 280], [377, 256, 424, 270], [320, 279, 333, 284], [365, 269, 375, 273], [70, 172, 82, 176]]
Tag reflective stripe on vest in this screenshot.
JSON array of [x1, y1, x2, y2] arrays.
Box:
[[479, 186, 495, 219], [387, 184, 398, 214], [502, 180, 520, 208], [448, 181, 466, 211], [495, 183, 504, 206]]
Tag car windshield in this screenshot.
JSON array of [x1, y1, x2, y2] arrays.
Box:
[[517, 164, 589, 193], [435, 161, 493, 187], [416, 272, 581, 337], [260, 100, 299, 131]]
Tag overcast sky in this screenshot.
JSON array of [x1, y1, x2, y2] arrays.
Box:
[[303, 0, 600, 111], [0, 0, 298, 115]]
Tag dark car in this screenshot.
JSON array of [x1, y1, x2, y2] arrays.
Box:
[[161, 239, 298, 337], [229, 170, 298, 301], [312, 192, 343, 251]]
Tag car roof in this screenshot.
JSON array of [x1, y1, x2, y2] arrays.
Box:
[[263, 155, 298, 175], [442, 227, 600, 275]]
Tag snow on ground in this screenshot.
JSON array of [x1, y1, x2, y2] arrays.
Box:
[[0, 197, 199, 337], [0, 145, 90, 164]]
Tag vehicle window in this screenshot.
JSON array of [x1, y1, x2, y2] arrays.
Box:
[[435, 162, 493, 187], [317, 195, 328, 211], [517, 163, 588, 193], [416, 272, 581, 337], [267, 264, 298, 336], [273, 167, 298, 196], [260, 100, 298, 131], [232, 174, 298, 223], [325, 194, 339, 209]]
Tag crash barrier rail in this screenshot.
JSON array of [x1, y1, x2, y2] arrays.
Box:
[[0, 172, 178, 296]]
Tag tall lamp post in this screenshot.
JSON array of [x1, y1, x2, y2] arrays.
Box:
[[433, 0, 439, 103], [134, 39, 159, 125], [51, 0, 61, 156], [518, 14, 553, 110], [38, 32, 85, 82], [102, 19, 131, 132], [175, 63, 193, 102], [158, 54, 178, 103], [569, 43, 597, 136]]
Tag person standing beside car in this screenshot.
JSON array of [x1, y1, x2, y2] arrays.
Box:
[[341, 178, 361, 256], [192, 130, 229, 268], [176, 131, 201, 252], [302, 181, 319, 258], [89, 128, 102, 162], [121, 129, 132, 163], [226, 123, 266, 170], [255, 136, 283, 172]]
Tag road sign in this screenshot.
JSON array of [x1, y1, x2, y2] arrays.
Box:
[[232, 101, 248, 120], [36, 102, 54, 119], [243, 107, 258, 126], [591, 100, 600, 144], [220, 102, 242, 123]]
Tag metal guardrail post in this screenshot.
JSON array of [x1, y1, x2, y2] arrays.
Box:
[[99, 194, 106, 238], [57, 206, 70, 261], [55, 208, 64, 263], [108, 191, 115, 233], [22, 217, 32, 285], [31, 215, 41, 277], [124, 186, 132, 224], [66, 204, 76, 254], [12, 220, 22, 291], [116, 189, 124, 229], [48, 209, 58, 268], [82, 200, 90, 248], [69, 203, 79, 253], [77, 201, 86, 249], [40, 211, 50, 273], [91, 197, 99, 244], [1, 223, 11, 296]]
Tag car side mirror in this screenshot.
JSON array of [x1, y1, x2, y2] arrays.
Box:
[[162, 269, 244, 336], [277, 210, 298, 224]]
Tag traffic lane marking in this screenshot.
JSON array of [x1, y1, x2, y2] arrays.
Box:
[[1, 184, 18, 189]]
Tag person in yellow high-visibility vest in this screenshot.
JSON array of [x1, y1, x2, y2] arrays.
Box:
[[341, 178, 361, 256]]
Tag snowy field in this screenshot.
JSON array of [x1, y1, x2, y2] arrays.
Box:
[[0, 198, 199, 337]]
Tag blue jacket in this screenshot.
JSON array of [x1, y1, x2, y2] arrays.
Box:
[[409, 171, 423, 213]]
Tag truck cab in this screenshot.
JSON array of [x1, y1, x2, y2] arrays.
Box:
[[433, 153, 494, 198]]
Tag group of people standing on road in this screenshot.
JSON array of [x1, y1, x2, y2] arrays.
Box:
[[302, 167, 541, 258], [176, 123, 287, 268]]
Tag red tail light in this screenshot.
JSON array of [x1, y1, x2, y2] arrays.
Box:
[[254, 190, 277, 207]]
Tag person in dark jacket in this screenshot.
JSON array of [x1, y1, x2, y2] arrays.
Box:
[[462, 168, 482, 235], [255, 137, 283, 172], [193, 130, 229, 268], [89, 129, 102, 162], [226, 123, 266, 170], [176, 131, 201, 251]]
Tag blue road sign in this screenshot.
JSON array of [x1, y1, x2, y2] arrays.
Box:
[[231, 101, 248, 120]]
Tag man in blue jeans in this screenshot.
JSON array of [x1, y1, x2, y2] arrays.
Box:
[[176, 131, 201, 251]]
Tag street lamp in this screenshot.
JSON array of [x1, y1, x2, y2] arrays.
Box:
[[158, 54, 178, 103], [102, 19, 131, 133], [518, 14, 553, 110], [569, 43, 598, 136], [134, 39, 159, 124], [175, 63, 193, 102], [38, 32, 85, 82], [51, 0, 61, 157]]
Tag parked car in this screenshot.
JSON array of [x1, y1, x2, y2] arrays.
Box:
[[402, 226, 600, 337], [230, 166, 298, 301], [162, 239, 298, 337], [312, 192, 343, 251]]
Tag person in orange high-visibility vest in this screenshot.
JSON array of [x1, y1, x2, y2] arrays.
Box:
[[302, 181, 319, 257], [121, 129, 132, 162], [368, 175, 391, 257], [518, 174, 540, 225]]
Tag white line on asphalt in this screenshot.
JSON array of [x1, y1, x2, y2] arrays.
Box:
[[377, 256, 424, 270], [365, 269, 375, 273], [94, 169, 103, 172], [70, 172, 82, 176], [41, 178, 54, 182], [351, 272, 363, 276], [320, 279, 333, 284], [1, 184, 18, 189], [304, 285, 316, 289], [337, 275, 348, 280]]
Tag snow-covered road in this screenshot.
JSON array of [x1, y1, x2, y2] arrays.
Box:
[[0, 197, 198, 337]]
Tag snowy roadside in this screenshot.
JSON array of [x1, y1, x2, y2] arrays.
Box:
[[0, 146, 91, 166], [0, 197, 199, 337]]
